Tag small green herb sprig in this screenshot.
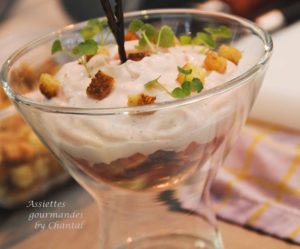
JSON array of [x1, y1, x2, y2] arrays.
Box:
[[179, 25, 232, 49], [128, 19, 175, 51], [51, 18, 108, 77], [51, 39, 63, 54], [80, 19, 108, 43], [144, 67, 203, 99], [172, 67, 203, 98], [145, 76, 171, 95]]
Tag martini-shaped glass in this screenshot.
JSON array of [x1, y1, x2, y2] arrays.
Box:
[[1, 9, 272, 249]]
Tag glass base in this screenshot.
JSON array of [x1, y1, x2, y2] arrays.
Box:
[[117, 234, 223, 249]]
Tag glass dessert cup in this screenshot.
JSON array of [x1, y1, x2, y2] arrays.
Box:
[[1, 9, 272, 249]]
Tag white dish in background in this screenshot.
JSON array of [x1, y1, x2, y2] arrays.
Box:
[[250, 21, 300, 131]]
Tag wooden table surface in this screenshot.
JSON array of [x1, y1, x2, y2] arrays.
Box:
[[0, 183, 299, 249]]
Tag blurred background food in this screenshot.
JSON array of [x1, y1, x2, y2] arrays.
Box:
[[0, 63, 67, 208], [0, 111, 67, 208]]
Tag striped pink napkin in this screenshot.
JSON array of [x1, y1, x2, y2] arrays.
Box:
[[212, 120, 300, 243]]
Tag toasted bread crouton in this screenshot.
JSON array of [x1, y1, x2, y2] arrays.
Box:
[[2, 141, 36, 164], [86, 70, 114, 100], [204, 52, 227, 74], [39, 73, 60, 99], [218, 44, 242, 65], [176, 63, 206, 84], [125, 31, 140, 41], [127, 52, 150, 62], [128, 93, 156, 107], [10, 164, 35, 188]]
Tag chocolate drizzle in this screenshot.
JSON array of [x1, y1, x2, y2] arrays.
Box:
[[99, 0, 127, 63]]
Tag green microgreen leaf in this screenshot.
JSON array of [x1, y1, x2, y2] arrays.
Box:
[[191, 78, 203, 93], [177, 66, 192, 75], [128, 20, 158, 41], [192, 32, 216, 49], [88, 18, 107, 30], [136, 37, 147, 49], [80, 18, 107, 41], [51, 39, 62, 54], [199, 47, 209, 54], [144, 76, 172, 96], [143, 23, 158, 42], [171, 87, 189, 98], [157, 25, 175, 48], [181, 81, 192, 94], [78, 56, 92, 78], [80, 26, 99, 41], [128, 19, 145, 32], [129, 20, 158, 51], [171, 67, 204, 98], [145, 74, 204, 99], [204, 25, 232, 39], [140, 31, 155, 51], [145, 76, 161, 90], [72, 39, 98, 56], [179, 35, 192, 45]]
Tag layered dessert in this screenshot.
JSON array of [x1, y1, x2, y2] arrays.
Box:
[[35, 19, 242, 190]]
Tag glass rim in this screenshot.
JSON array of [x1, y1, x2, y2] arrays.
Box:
[[1, 8, 273, 116]]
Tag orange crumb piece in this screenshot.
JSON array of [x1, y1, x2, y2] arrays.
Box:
[[86, 70, 114, 100], [204, 52, 227, 74], [128, 94, 156, 107], [125, 31, 140, 41], [10, 164, 35, 188], [218, 44, 242, 65], [127, 52, 150, 61]]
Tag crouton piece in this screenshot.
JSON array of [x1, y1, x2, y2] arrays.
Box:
[[204, 52, 227, 74], [39, 73, 60, 99], [128, 93, 156, 107], [127, 52, 150, 61], [125, 31, 140, 41], [10, 164, 35, 188], [2, 141, 36, 164], [86, 70, 114, 100], [218, 44, 242, 65]]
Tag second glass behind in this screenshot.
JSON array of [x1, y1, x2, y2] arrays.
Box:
[[1, 9, 272, 249]]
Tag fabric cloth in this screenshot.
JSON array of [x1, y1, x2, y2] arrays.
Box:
[[213, 120, 300, 243]]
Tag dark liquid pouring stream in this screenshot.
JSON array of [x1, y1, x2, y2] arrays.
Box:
[[99, 0, 127, 63]]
